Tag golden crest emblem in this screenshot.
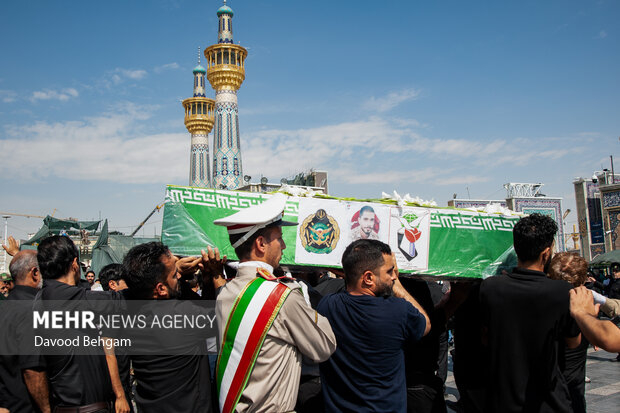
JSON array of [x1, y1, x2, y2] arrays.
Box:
[[299, 209, 340, 254]]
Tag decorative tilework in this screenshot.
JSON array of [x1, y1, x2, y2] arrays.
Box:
[[189, 135, 210, 187], [166, 187, 299, 217], [429, 211, 518, 231], [609, 210, 620, 250], [590, 244, 606, 258], [602, 190, 620, 208], [512, 198, 565, 251], [452, 200, 507, 208], [213, 90, 242, 189], [586, 182, 600, 199]]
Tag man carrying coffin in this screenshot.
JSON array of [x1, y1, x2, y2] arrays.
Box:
[[214, 193, 337, 413]]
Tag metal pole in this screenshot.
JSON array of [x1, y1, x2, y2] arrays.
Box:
[[2, 216, 9, 272], [611, 155, 615, 184]]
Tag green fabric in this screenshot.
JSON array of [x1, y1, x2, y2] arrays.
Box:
[[92, 220, 109, 250], [90, 233, 159, 274], [43, 216, 100, 233], [589, 249, 620, 267], [162, 185, 518, 279], [23, 225, 51, 246]]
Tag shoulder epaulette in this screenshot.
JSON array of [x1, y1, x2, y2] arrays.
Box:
[[256, 267, 296, 283]]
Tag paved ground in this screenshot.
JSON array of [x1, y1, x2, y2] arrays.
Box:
[[445, 347, 620, 412]]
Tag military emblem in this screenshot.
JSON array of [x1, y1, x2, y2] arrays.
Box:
[[398, 213, 423, 261], [299, 209, 340, 254], [256, 267, 276, 280]]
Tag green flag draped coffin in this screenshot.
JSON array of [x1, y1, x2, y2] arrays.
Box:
[[162, 185, 519, 279]]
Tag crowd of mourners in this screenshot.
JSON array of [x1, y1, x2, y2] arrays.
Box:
[[1, 195, 619, 413]]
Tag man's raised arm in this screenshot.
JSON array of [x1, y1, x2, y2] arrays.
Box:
[[570, 286, 620, 352]]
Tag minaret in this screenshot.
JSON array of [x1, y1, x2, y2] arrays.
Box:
[[205, 0, 247, 189], [183, 48, 215, 187]]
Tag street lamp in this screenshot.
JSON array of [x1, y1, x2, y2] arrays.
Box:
[[2, 216, 10, 272]]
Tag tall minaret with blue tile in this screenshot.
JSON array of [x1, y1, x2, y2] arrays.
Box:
[[183, 49, 215, 187], [205, 1, 247, 189]]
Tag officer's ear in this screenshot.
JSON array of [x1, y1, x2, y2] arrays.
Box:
[[254, 235, 268, 254]]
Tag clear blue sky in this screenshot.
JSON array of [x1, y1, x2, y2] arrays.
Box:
[[1, 0, 618, 239]]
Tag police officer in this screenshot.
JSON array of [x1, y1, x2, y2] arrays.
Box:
[[214, 193, 337, 413]]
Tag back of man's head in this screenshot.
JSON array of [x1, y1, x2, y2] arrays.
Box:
[[548, 252, 587, 287], [122, 242, 169, 299], [512, 213, 557, 263], [9, 250, 38, 285], [342, 239, 391, 287], [99, 263, 124, 291], [37, 236, 79, 280]]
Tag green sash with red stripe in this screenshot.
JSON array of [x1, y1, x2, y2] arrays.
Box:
[[216, 276, 291, 413]]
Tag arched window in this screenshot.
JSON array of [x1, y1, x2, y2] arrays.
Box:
[[199, 153, 204, 181], [217, 114, 223, 146], [235, 116, 240, 148], [227, 114, 233, 147], [191, 152, 197, 181]]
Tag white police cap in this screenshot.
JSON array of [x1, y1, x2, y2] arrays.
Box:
[[213, 193, 297, 248]]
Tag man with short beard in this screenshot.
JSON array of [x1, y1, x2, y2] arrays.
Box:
[[318, 239, 430, 412], [122, 242, 215, 413], [37, 235, 128, 413], [350, 206, 380, 241], [479, 213, 581, 413]]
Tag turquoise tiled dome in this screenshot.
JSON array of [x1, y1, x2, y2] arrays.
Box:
[[217, 5, 234, 17]]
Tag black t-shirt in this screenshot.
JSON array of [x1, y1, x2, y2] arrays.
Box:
[[128, 300, 215, 413], [561, 335, 589, 413], [608, 277, 620, 299], [0, 285, 45, 413], [400, 279, 445, 386], [480, 268, 580, 413], [318, 292, 426, 413], [452, 282, 487, 392], [314, 276, 345, 297], [38, 279, 121, 407]]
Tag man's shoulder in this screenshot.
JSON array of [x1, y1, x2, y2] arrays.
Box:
[[317, 290, 343, 309], [480, 272, 515, 293]]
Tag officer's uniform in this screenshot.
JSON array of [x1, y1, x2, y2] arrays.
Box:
[[214, 194, 337, 412]]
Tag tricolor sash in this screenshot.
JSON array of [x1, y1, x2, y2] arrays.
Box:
[[216, 277, 292, 413]]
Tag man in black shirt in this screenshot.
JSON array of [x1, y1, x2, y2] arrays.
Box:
[[37, 236, 128, 413], [401, 278, 447, 413], [0, 250, 50, 413], [122, 242, 215, 413], [480, 214, 580, 412]]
